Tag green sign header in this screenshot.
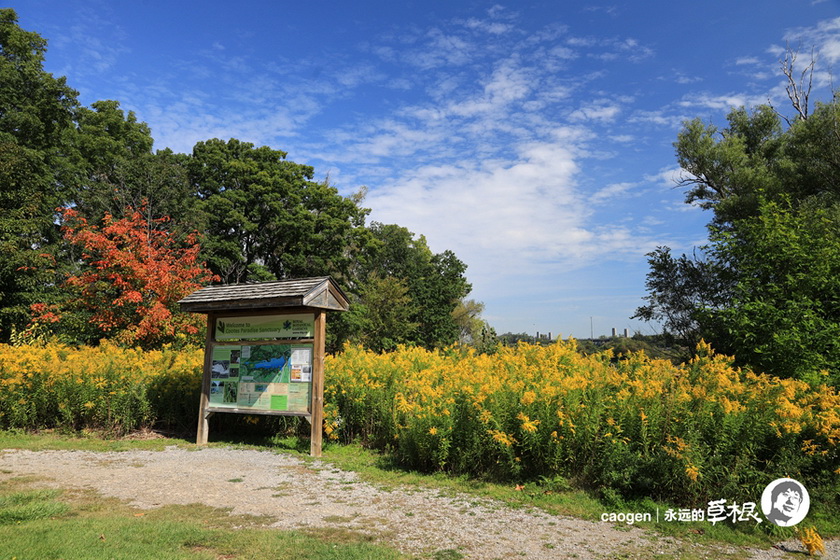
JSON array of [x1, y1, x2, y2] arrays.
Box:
[[215, 314, 314, 341]]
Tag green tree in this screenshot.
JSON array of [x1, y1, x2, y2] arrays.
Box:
[[343, 272, 418, 352], [188, 138, 369, 284], [632, 246, 730, 350], [0, 8, 79, 340], [452, 299, 487, 344], [71, 100, 195, 231], [417, 250, 471, 348], [638, 78, 840, 381], [675, 104, 785, 225], [453, 298, 498, 353], [676, 102, 840, 227], [701, 198, 840, 383], [352, 223, 471, 350]]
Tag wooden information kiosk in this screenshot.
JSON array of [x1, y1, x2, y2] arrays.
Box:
[[178, 277, 349, 457]]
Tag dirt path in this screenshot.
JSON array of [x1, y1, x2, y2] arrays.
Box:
[[0, 446, 831, 559]]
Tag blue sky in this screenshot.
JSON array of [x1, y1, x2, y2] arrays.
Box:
[[17, 0, 840, 338]]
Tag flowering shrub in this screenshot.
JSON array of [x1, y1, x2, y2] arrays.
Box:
[[325, 340, 840, 506]]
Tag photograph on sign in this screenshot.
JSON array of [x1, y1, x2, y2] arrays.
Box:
[[210, 346, 241, 406]]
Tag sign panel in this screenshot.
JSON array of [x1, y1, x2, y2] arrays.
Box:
[[214, 314, 314, 341], [210, 343, 312, 413]]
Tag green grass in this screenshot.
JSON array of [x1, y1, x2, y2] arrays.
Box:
[[0, 488, 69, 525], [0, 428, 194, 452], [0, 476, 406, 560]]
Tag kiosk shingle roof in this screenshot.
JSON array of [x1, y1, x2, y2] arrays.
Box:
[[178, 276, 349, 313]]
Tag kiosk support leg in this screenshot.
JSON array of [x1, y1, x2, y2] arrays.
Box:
[[196, 313, 215, 445], [310, 310, 326, 457]]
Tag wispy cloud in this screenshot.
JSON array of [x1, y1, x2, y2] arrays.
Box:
[[784, 16, 840, 63], [569, 98, 622, 122], [49, 7, 129, 77], [463, 17, 515, 35], [677, 91, 775, 111], [591, 182, 637, 204]]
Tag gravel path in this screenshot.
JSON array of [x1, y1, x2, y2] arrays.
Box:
[[0, 446, 833, 559]]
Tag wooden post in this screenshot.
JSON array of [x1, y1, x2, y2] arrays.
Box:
[[310, 310, 326, 457], [196, 313, 215, 445]]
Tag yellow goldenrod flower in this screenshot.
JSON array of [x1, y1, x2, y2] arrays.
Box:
[[797, 526, 825, 556]]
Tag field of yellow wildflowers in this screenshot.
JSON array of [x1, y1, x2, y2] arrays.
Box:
[[1, 339, 838, 512], [325, 340, 840, 507], [0, 341, 203, 435]]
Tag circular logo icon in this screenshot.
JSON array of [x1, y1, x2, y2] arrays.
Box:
[[761, 478, 809, 527]]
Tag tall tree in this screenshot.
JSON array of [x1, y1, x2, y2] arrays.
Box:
[[71, 100, 196, 231], [0, 8, 78, 340], [701, 198, 840, 384], [452, 298, 497, 353], [638, 79, 840, 382], [188, 138, 369, 284], [348, 223, 472, 350], [341, 272, 418, 352], [632, 247, 731, 350], [675, 104, 785, 225]]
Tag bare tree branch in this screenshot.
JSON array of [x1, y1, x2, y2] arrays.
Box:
[[780, 44, 816, 123]]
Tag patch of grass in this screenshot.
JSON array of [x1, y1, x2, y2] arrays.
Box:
[[0, 487, 69, 524], [313, 442, 837, 552], [3, 431, 837, 555], [432, 549, 464, 560], [0, 477, 407, 560], [0, 429, 193, 452]]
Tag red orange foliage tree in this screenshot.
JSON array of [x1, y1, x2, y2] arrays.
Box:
[[35, 207, 217, 348]]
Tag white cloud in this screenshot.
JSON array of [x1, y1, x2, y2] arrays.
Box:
[[822, 38, 840, 62], [569, 99, 622, 122], [402, 28, 475, 69], [673, 73, 703, 84], [628, 110, 688, 128], [363, 129, 659, 284], [677, 91, 771, 111], [50, 10, 129, 76], [572, 35, 654, 62], [645, 166, 685, 188], [463, 17, 514, 35], [365, 136, 588, 272], [784, 16, 840, 63], [591, 182, 636, 204]]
